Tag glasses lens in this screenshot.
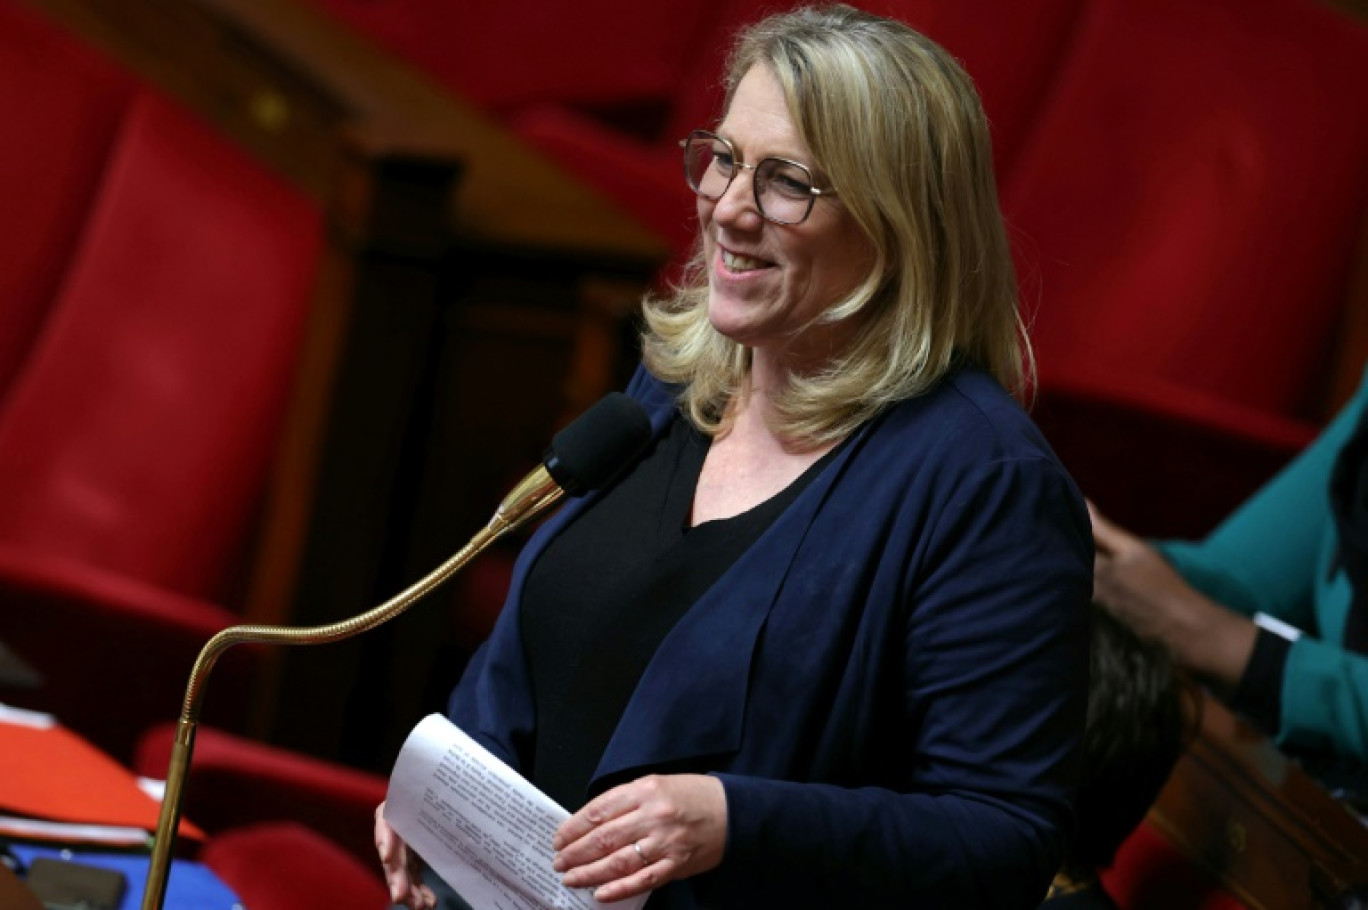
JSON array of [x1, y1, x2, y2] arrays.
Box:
[[684, 133, 734, 200], [755, 159, 816, 224]]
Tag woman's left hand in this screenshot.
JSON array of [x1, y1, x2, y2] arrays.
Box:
[[1090, 500, 1258, 695], [552, 773, 727, 903]]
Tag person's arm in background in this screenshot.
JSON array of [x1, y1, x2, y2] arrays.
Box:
[[1093, 366, 1368, 761], [1156, 369, 1368, 626], [1091, 504, 1258, 698]]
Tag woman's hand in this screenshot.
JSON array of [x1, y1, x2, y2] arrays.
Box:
[[1089, 501, 1257, 695], [552, 773, 727, 903], [375, 801, 436, 910]]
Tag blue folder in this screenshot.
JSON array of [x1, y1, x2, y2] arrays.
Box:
[[10, 844, 243, 910]]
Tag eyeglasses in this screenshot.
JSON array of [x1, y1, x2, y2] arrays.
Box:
[[681, 129, 836, 225]]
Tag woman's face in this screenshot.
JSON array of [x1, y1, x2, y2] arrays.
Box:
[[700, 65, 876, 368]]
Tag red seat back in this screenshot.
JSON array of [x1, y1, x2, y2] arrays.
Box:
[[300, 0, 723, 128], [199, 822, 389, 910], [0, 89, 322, 601], [0, 1, 137, 401], [1003, 0, 1368, 422], [1103, 822, 1250, 910]]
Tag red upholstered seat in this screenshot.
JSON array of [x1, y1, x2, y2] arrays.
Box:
[[1006, 0, 1368, 420], [1102, 821, 1250, 910], [1000, 0, 1368, 533], [0, 90, 319, 597], [0, 13, 322, 761], [0, 0, 137, 401], [299, 0, 721, 129], [199, 821, 390, 910], [135, 722, 389, 869], [1030, 367, 1318, 537]]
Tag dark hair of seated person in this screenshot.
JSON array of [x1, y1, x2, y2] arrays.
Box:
[[1046, 606, 1196, 906]]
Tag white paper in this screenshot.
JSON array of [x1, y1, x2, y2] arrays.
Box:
[[0, 702, 55, 729], [0, 814, 151, 846], [386, 714, 649, 910]]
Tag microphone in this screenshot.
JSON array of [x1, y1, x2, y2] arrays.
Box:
[[547, 392, 654, 493], [140, 392, 652, 910], [494, 391, 653, 532]]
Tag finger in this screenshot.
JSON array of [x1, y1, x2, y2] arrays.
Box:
[[553, 784, 637, 851], [379, 838, 416, 902], [563, 840, 674, 895], [384, 855, 413, 905], [553, 808, 644, 873], [374, 803, 388, 856], [1086, 502, 1127, 555]]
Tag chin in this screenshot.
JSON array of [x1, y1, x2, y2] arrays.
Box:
[[706, 296, 755, 341]]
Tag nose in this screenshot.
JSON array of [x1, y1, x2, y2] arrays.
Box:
[[709, 164, 764, 231]]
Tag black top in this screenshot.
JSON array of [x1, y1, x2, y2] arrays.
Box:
[[1332, 400, 1368, 654], [520, 415, 840, 810], [1230, 626, 1292, 735]]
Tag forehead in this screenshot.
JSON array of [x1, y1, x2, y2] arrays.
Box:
[[718, 66, 811, 159]]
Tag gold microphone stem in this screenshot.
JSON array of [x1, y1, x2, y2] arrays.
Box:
[[141, 466, 564, 909]]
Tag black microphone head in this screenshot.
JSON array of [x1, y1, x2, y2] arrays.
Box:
[[544, 392, 652, 493]]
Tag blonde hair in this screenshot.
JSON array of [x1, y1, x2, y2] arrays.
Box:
[[641, 3, 1031, 446]]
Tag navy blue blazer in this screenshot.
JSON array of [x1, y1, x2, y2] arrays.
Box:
[[448, 364, 1093, 908]]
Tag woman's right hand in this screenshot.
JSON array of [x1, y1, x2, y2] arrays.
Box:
[[375, 801, 436, 909]]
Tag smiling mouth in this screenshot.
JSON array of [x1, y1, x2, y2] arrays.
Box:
[[722, 249, 771, 272]]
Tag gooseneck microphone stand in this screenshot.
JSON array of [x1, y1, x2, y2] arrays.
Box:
[[140, 392, 651, 910]]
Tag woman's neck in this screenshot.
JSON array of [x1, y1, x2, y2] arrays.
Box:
[[692, 371, 838, 526]]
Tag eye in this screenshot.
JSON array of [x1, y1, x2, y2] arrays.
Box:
[[712, 147, 736, 176], [763, 161, 815, 199]]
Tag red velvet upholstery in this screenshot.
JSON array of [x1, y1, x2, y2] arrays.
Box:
[[199, 821, 390, 910], [1102, 821, 1249, 910], [135, 722, 389, 868], [0, 91, 319, 597], [300, 0, 722, 128], [0, 0, 136, 400], [0, 16, 323, 760], [1031, 366, 1317, 537], [1004, 0, 1368, 427]]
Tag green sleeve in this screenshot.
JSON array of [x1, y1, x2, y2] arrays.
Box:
[[1157, 369, 1368, 629], [1158, 367, 1368, 762], [1280, 636, 1368, 760]]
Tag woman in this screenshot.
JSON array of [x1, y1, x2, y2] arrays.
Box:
[[1091, 365, 1368, 780], [378, 5, 1093, 907]]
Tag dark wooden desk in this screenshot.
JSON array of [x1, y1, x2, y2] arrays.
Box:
[[1147, 693, 1368, 909]]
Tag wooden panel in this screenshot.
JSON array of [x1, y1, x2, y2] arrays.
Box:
[[1149, 694, 1368, 909]]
